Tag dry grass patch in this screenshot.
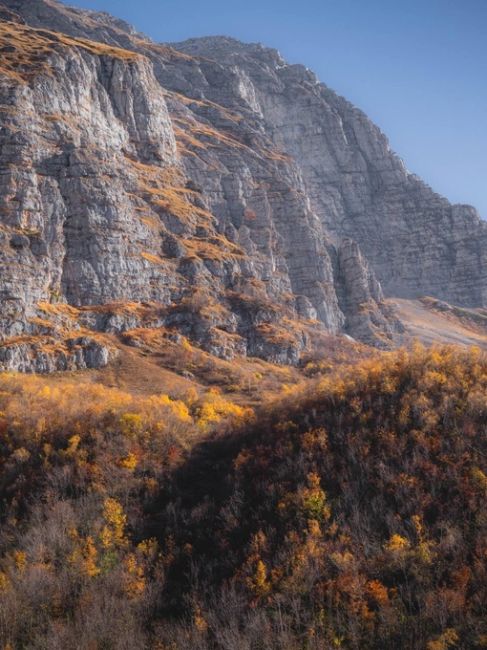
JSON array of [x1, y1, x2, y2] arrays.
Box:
[[172, 116, 249, 152], [141, 251, 169, 266], [0, 22, 140, 82], [38, 302, 80, 319], [126, 158, 215, 227], [134, 39, 195, 61], [182, 235, 245, 261], [166, 90, 243, 123], [255, 321, 302, 347]]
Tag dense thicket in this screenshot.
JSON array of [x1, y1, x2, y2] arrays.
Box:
[[0, 376, 248, 649], [0, 345, 486, 649]]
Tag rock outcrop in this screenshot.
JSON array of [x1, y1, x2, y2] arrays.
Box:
[[0, 0, 484, 371]]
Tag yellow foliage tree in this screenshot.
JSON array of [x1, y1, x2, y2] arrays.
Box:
[[100, 498, 127, 550], [119, 413, 144, 437], [69, 536, 100, 578], [427, 628, 459, 650], [119, 452, 138, 471], [249, 559, 271, 598], [384, 534, 410, 553], [301, 472, 331, 522], [124, 553, 145, 598]]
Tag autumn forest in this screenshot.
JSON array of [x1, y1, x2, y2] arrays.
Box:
[[0, 345, 485, 649]]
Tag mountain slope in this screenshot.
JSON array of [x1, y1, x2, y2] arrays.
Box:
[[0, 0, 486, 373]]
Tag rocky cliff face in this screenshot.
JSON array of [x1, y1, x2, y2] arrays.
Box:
[[169, 36, 487, 307], [0, 0, 484, 372]]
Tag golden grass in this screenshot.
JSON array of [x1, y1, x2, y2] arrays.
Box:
[[0, 334, 45, 348], [66, 35, 140, 60], [126, 158, 216, 227], [37, 302, 81, 319], [121, 326, 170, 347], [81, 302, 143, 315], [27, 317, 57, 330], [173, 126, 208, 151], [259, 146, 292, 163], [139, 215, 161, 230], [166, 91, 243, 123], [0, 21, 140, 82], [133, 39, 195, 62], [126, 158, 180, 180], [175, 145, 200, 160], [182, 235, 245, 261], [140, 251, 168, 266], [172, 116, 249, 152], [150, 189, 213, 223], [255, 322, 301, 346], [120, 325, 304, 403]]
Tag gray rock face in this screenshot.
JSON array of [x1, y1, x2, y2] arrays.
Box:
[[170, 36, 487, 307], [334, 239, 404, 347], [0, 0, 484, 371], [0, 334, 112, 373]]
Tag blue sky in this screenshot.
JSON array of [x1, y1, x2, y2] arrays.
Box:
[[69, 0, 486, 217]]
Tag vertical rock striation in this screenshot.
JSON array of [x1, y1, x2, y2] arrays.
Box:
[[0, 0, 484, 371]]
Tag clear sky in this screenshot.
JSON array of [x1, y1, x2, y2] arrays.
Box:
[[68, 0, 486, 217]]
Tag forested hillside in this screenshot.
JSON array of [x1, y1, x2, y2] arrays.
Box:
[[0, 345, 485, 649]]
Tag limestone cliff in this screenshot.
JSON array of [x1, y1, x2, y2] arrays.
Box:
[[0, 0, 484, 371]]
